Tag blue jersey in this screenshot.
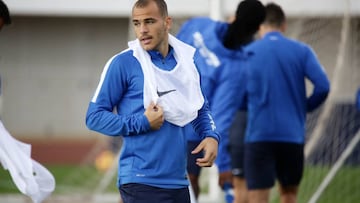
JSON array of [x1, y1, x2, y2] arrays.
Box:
[[86, 47, 220, 189], [177, 17, 247, 172], [242, 31, 330, 143]]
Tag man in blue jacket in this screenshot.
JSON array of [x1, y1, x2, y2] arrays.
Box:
[[85, 0, 219, 203], [177, 0, 265, 202], [240, 3, 330, 203]]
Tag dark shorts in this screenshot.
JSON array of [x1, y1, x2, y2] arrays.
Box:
[[244, 142, 304, 190], [187, 140, 203, 176], [119, 183, 190, 203], [229, 111, 247, 178], [229, 145, 245, 177]]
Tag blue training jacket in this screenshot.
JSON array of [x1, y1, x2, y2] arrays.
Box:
[[86, 46, 220, 189], [177, 17, 248, 172], [242, 31, 330, 143]]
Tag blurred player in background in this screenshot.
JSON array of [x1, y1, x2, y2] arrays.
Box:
[[239, 3, 330, 203], [176, 0, 265, 202]]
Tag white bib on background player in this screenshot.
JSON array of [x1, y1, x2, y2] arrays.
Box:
[[0, 121, 55, 203]]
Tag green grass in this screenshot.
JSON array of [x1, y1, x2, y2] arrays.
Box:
[[315, 165, 360, 203], [0, 168, 18, 193], [0, 164, 118, 195], [1, 164, 359, 203], [270, 165, 360, 203]]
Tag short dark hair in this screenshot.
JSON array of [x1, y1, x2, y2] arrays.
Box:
[[223, 0, 265, 49], [0, 0, 11, 25], [264, 2, 285, 28], [133, 0, 168, 18]]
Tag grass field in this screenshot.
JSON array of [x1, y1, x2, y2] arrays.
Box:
[[270, 165, 360, 203], [1, 164, 359, 203], [0, 164, 118, 195]]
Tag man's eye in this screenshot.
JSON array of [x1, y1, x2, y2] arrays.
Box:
[[145, 20, 155, 24], [133, 22, 140, 26]]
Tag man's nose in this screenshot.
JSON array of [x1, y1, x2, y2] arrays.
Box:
[[140, 23, 148, 33]]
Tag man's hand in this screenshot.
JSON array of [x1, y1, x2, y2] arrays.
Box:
[[191, 137, 218, 167], [144, 102, 164, 130]]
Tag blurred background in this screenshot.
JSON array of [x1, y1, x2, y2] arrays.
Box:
[[0, 0, 359, 203]]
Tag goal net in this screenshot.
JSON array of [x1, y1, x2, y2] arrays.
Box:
[[279, 3, 360, 203]]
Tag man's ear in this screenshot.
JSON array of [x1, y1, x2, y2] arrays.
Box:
[[165, 16, 172, 32]]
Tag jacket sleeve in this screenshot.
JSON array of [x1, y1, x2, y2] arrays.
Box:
[[304, 47, 330, 112], [85, 55, 151, 136], [191, 97, 220, 143]]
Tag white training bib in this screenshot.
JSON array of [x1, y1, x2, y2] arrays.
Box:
[[129, 34, 204, 126]]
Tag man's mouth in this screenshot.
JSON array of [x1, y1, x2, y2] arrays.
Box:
[[141, 36, 152, 45]]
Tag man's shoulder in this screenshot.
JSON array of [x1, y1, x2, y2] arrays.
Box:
[[104, 49, 139, 69], [118, 48, 135, 58], [281, 37, 316, 57], [246, 35, 309, 51], [109, 49, 136, 62]]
